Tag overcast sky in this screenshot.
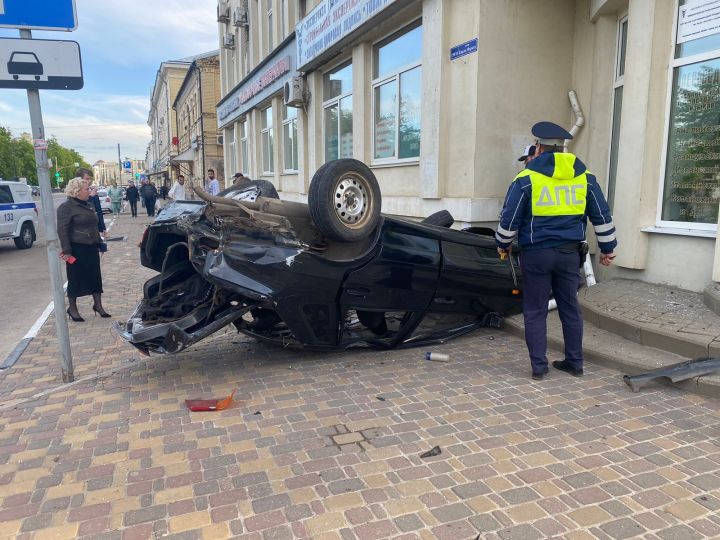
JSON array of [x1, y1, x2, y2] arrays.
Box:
[[0, 0, 218, 165]]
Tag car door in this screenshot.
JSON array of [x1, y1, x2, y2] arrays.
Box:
[[340, 219, 441, 312], [0, 185, 16, 237]]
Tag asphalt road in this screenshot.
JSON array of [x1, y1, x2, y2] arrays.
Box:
[[0, 194, 66, 363]]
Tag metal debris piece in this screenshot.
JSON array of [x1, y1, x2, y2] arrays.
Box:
[[420, 446, 442, 459], [623, 357, 720, 393]]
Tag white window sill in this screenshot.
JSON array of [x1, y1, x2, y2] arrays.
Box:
[[641, 226, 716, 238]]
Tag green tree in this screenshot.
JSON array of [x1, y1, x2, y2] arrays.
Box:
[[0, 127, 90, 188], [0, 127, 15, 178]]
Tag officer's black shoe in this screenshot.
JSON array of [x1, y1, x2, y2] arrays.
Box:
[[553, 360, 583, 377], [532, 368, 549, 381]]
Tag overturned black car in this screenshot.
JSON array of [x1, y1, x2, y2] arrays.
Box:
[[116, 159, 523, 355]]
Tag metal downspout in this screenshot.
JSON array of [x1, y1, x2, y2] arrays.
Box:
[[548, 90, 595, 311], [198, 67, 206, 184]]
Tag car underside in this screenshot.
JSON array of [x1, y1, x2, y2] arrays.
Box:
[[116, 160, 523, 355]]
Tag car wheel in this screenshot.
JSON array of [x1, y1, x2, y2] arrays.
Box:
[[14, 223, 34, 250], [422, 210, 454, 228], [308, 159, 381, 242]]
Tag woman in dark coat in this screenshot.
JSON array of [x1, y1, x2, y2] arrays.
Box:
[[57, 177, 111, 321]]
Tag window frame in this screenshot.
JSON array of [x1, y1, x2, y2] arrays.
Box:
[[267, 0, 274, 53], [227, 124, 237, 177], [261, 104, 274, 174], [322, 59, 353, 162], [282, 105, 298, 172], [605, 13, 627, 212], [240, 118, 249, 175], [370, 19, 423, 166], [655, 0, 720, 232]]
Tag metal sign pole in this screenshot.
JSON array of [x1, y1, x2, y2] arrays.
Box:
[[20, 28, 74, 382]]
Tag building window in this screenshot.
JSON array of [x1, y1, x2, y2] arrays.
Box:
[[261, 106, 274, 173], [281, 0, 286, 39], [227, 126, 237, 176], [283, 106, 298, 171], [660, 1, 720, 228], [240, 119, 249, 174], [323, 62, 353, 162], [267, 0, 274, 52], [372, 21, 422, 162], [607, 15, 627, 211]]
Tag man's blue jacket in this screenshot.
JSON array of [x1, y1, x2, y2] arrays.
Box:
[[495, 151, 617, 254]]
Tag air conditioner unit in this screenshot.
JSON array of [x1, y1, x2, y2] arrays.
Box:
[[232, 6, 249, 27], [217, 135, 224, 145], [223, 33, 235, 49], [217, 1, 230, 23], [283, 76, 308, 108]]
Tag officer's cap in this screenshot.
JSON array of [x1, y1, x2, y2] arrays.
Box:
[[532, 121, 573, 146], [518, 145, 536, 162]]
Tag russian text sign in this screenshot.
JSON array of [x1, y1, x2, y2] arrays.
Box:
[[677, 0, 720, 44]]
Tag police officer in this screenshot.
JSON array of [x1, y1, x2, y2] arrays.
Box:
[[496, 121, 617, 380]]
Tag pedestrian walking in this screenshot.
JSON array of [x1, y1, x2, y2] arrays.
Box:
[[205, 168, 220, 196], [168, 175, 188, 201], [56, 177, 111, 322], [108, 181, 123, 215], [140, 180, 158, 217], [496, 121, 617, 381], [125, 180, 139, 217]]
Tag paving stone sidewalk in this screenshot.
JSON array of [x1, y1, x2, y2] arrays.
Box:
[[1, 317, 720, 538], [0, 208, 155, 407], [580, 279, 720, 358]]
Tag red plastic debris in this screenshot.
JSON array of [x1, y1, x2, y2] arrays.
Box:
[[185, 390, 235, 412]]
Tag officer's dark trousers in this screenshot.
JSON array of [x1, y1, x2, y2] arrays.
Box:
[[520, 247, 583, 374]]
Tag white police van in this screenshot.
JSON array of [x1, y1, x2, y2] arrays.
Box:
[[0, 180, 39, 249]]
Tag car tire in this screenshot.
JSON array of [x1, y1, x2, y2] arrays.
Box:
[[422, 210, 454, 228], [14, 223, 34, 250], [308, 159, 381, 242]]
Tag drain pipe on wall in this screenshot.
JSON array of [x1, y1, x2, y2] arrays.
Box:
[[548, 91, 595, 311]]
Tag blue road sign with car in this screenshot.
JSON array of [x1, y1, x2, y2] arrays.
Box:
[[0, 38, 83, 90], [0, 0, 77, 31]]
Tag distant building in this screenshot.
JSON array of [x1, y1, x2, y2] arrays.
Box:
[[171, 52, 224, 188], [92, 160, 119, 186], [147, 60, 193, 188]]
